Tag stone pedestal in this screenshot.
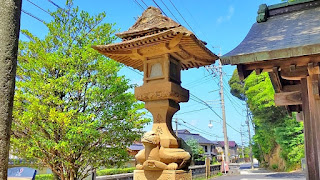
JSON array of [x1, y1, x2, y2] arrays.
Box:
[[133, 170, 192, 180]]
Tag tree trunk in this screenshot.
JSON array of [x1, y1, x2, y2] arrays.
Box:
[[53, 172, 61, 180], [0, 0, 22, 179]]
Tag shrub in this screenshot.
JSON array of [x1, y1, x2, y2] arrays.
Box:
[[271, 164, 278, 170], [96, 167, 135, 176], [35, 174, 53, 180]]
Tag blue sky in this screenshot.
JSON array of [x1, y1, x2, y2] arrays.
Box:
[[20, 0, 281, 146]]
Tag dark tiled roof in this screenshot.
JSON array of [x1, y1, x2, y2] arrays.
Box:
[[217, 141, 237, 148], [222, 4, 320, 65], [129, 143, 144, 151], [177, 129, 217, 145]]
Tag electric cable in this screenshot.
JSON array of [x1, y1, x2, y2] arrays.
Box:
[[26, 0, 51, 15], [152, 0, 167, 16], [133, 0, 145, 11], [22, 9, 45, 23], [167, 0, 196, 34], [159, 0, 180, 23]]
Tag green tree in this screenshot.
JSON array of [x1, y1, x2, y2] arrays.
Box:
[[228, 69, 246, 101], [11, 1, 149, 179], [229, 70, 304, 170], [186, 139, 205, 162]]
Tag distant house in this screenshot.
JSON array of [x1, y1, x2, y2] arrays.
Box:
[[128, 142, 144, 156], [177, 129, 218, 158], [215, 141, 239, 162]]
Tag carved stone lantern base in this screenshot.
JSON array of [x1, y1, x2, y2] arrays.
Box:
[[134, 170, 192, 180]]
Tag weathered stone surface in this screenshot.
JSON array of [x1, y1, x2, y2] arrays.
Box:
[[94, 6, 218, 180], [133, 170, 191, 180], [135, 82, 189, 103], [117, 7, 180, 39]]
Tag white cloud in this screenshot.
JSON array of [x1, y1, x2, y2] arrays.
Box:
[[216, 6, 234, 24]]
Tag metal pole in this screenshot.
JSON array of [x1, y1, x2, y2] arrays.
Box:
[[219, 59, 230, 164], [175, 118, 178, 137], [246, 105, 254, 169], [240, 129, 245, 161]]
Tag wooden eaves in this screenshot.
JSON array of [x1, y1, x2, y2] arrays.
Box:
[[221, 1, 320, 114]]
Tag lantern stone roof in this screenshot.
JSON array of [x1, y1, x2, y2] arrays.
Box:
[[93, 7, 218, 71], [221, 0, 320, 65], [116, 7, 180, 39]]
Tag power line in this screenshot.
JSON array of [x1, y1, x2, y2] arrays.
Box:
[[159, 0, 181, 23], [183, 74, 212, 87], [47, 0, 62, 9], [176, 107, 210, 115], [126, 66, 144, 76], [151, 0, 168, 16], [167, 0, 196, 34], [224, 91, 246, 117], [190, 93, 223, 120], [206, 67, 245, 118], [22, 9, 45, 23], [179, 118, 220, 137], [140, 0, 148, 8], [133, 0, 145, 11], [26, 0, 51, 15], [190, 83, 243, 136], [177, 120, 221, 138], [221, 74, 244, 109]]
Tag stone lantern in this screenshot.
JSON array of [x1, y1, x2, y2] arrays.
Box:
[[93, 7, 218, 179]]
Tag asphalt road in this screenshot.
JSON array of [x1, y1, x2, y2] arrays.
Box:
[[239, 163, 259, 169], [213, 163, 306, 180], [213, 173, 305, 180]]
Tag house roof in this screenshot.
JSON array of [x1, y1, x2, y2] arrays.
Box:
[[221, 0, 320, 65], [128, 143, 144, 151], [217, 141, 237, 148], [177, 129, 217, 145], [93, 7, 218, 71]]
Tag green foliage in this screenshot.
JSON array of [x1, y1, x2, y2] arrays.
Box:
[[229, 70, 305, 170], [271, 164, 278, 170], [96, 167, 135, 176], [11, 1, 150, 179], [228, 69, 246, 101], [193, 172, 222, 180], [36, 174, 54, 180], [35, 167, 136, 179], [274, 116, 304, 170], [186, 139, 205, 162]]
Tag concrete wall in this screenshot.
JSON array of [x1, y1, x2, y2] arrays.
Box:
[[96, 165, 221, 180]]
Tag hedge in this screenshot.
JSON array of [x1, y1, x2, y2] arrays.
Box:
[[35, 167, 136, 179], [96, 167, 135, 176], [36, 174, 53, 180]]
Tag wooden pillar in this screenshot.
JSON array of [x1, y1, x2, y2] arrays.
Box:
[[301, 78, 317, 179], [301, 64, 320, 179]]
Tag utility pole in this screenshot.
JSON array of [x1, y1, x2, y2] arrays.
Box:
[[175, 118, 178, 137], [0, 1, 22, 179], [219, 59, 230, 164], [246, 105, 254, 169], [240, 128, 245, 161]]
